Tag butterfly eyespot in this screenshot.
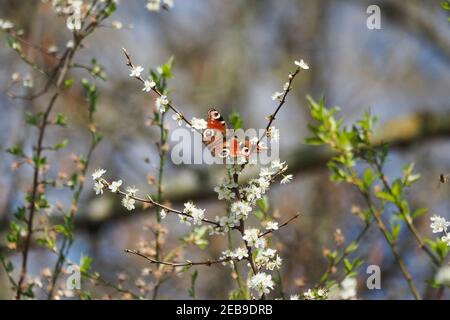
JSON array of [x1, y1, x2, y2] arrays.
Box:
[[241, 146, 250, 156], [203, 129, 215, 141], [219, 148, 230, 158], [211, 110, 221, 119]]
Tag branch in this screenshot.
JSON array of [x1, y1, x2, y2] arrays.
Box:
[[121, 48, 195, 128], [98, 179, 222, 228], [258, 213, 301, 238], [124, 249, 236, 267]]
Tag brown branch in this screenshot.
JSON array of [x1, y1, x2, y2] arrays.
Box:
[[372, 158, 441, 267], [258, 213, 301, 238], [99, 179, 222, 228], [256, 65, 303, 149], [124, 249, 235, 267], [121, 48, 195, 128]]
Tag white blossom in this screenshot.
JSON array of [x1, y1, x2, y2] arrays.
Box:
[[340, 277, 357, 300], [125, 186, 139, 196], [255, 237, 267, 249], [178, 214, 191, 226], [441, 234, 450, 246], [230, 201, 252, 219], [303, 289, 315, 300], [231, 247, 248, 260], [146, 0, 161, 11], [242, 184, 263, 203], [156, 95, 169, 113], [112, 21, 123, 29], [271, 91, 283, 101], [430, 215, 450, 234], [47, 45, 58, 54], [270, 160, 286, 171], [216, 216, 238, 232], [260, 168, 274, 177], [183, 202, 205, 225], [249, 273, 274, 297], [317, 288, 327, 298], [281, 175, 293, 185], [190, 117, 208, 131], [66, 14, 81, 31], [214, 184, 235, 201], [0, 19, 14, 30], [183, 201, 196, 213], [295, 59, 309, 70], [92, 169, 106, 180], [109, 180, 123, 193], [163, 0, 174, 8], [66, 1, 82, 31], [255, 248, 281, 270], [435, 266, 450, 286], [268, 126, 280, 142], [11, 72, 20, 82], [266, 221, 279, 231], [242, 228, 260, 247], [191, 207, 205, 225], [94, 181, 104, 195], [172, 113, 183, 126], [290, 294, 299, 300], [129, 65, 144, 78], [121, 195, 135, 211], [23, 75, 34, 88], [143, 80, 155, 92]]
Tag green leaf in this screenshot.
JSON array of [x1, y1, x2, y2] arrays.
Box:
[[256, 197, 269, 212], [54, 139, 69, 151], [64, 79, 74, 88], [229, 111, 243, 130], [55, 113, 67, 126], [344, 241, 359, 254], [80, 255, 93, 275], [411, 207, 428, 219], [6, 144, 25, 157], [344, 258, 352, 272], [375, 190, 395, 203], [25, 111, 43, 126], [188, 270, 198, 299]]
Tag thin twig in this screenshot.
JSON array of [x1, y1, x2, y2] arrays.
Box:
[[124, 249, 236, 267], [258, 213, 301, 238], [122, 48, 194, 128]]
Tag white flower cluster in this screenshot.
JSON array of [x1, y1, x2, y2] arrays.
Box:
[[142, 79, 155, 92], [240, 160, 290, 205], [302, 288, 327, 300], [156, 95, 169, 113], [249, 272, 274, 297], [180, 201, 205, 226], [0, 19, 14, 30], [255, 248, 282, 271], [220, 247, 249, 262], [189, 117, 207, 131], [65, 0, 83, 31], [430, 215, 450, 246], [129, 65, 144, 78], [91, 169, 136, 212], [146, 0, 174, 11], [328, 277, 357, 300]]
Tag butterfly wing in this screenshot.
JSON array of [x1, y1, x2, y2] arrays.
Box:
[[203, 108, 228, 157]]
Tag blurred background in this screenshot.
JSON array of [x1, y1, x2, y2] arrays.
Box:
[[1, 0, 450, 299]]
